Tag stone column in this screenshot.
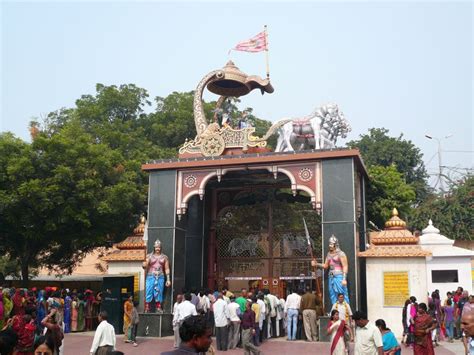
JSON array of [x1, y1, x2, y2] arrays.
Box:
[[321, 158, 361, 311]]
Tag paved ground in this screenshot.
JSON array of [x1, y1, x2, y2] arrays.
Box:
[[66, 332, 462, 354]]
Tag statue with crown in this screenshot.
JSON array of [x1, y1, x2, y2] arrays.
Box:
[[142, 239, 171, 313]]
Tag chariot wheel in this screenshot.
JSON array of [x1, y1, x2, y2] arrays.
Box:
[[200, 133, 225, 157]]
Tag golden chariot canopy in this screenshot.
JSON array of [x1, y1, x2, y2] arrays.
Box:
[[179, 61, 287, 158]]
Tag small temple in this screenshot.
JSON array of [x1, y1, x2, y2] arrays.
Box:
[[359, 208, 431, 338], [359, 208, 431, 258], [102, 216, 147, 308]]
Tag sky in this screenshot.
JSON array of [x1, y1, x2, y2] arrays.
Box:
[[1, 1, 473, 188]]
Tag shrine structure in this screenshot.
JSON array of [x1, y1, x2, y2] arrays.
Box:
[[141, 61, 368, 336]]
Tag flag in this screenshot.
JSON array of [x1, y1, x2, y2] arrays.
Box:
[[232, 31, 267, 53]]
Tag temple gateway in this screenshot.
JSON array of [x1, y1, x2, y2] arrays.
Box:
[[140, 61, 368, 335]]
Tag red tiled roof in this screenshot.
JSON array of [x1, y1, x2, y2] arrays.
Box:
[[358, 245, 431, 258], [115, 236, 145, 250], [102, 249, 146, 261]]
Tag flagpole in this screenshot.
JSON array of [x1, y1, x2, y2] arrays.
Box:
[[264, 25, 270, 79]]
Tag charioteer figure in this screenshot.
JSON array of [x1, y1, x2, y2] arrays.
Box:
[[142, 239, 171, 312], [312, 235, 350, 305]]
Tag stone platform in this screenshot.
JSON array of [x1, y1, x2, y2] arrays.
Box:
[[137, 312, 173, 337]]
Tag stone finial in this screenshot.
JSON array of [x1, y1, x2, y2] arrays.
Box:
[[422, 219, 440, 235]]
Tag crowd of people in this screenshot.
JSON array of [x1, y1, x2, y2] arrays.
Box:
[[3, 283, 474, 354], [0, 286, 103, 354], [170, 286, 322, 354], [401, 287, 474, 355]]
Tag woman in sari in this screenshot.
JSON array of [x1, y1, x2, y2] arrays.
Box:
[[412, 302, 436, 355], [77, 293, 85, 331], [63, 292, 71, 333], [12, 288, 25, 316], [375, 319, 401, 355], [84, 290, 94, 331], [123, 295, 133, 343], [327, 309, 347, 355], [36, 290, 48, 335], [71, 295, 78, 332], [3, 289, 13, 322]]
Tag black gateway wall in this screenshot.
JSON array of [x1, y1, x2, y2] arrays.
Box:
[[102, 276, 134, 334]]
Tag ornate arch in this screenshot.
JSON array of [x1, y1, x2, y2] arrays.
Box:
[[176, 161, 322, 217]]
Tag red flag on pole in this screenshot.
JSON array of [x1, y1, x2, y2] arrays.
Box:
[[232, 31, 267, 53]]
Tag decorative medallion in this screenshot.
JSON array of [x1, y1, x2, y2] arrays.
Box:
[[299, 168, 313, 182], [184, 174, 197, 188], [200, 134, 225, 157]]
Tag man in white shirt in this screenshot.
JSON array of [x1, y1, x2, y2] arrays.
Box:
[[352, 311, 383, 355], [265, 291, 278, 338], [227, 296, 242, 349], [172, 294, 183, 348], [90, 311, 116, 355], [284, 289, 301, 341], [172, 293, 198, 348], [256, 294, 266, 343], [213, 293, 230, 351]]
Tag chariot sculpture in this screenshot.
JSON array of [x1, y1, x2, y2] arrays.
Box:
[[179, 60, 351, 157]]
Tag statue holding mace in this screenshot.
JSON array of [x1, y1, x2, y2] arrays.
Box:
[[142, 239, 171, 312]]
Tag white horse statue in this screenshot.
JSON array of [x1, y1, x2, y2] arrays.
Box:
[[275, 103, 351, 152]]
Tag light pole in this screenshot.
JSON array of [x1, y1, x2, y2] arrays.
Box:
[[425, 134, 453, 192]]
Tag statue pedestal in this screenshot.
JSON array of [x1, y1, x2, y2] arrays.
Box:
[[318, 316, 330, 342], [137, 313, 173, 337]]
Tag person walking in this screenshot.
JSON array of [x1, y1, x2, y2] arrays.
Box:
[[123, 295, 133, 343], [172, 294, 183, 348], [352, 310, 383, 355], [172, 293, 198, 348], [213, 293, 230, 351], [256, 293, 266, 344], [241, 302, 261, 355], [89, 311, 116, 355], [41, 308, 64, 355], [412, 303, 436, 355], [227, 296, 241, 350], [375, 319, 400, 355], [251, 297, 261, 346], [300, 286, 319, 342], [327, 310, 348, 355], [443, 299, 455, 342], [161, 315, 213, 355], [284, 289, 301, 341], [129, 301, 140, 347], [331, 292, 354, 348]]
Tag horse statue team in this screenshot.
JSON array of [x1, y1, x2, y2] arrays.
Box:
[[275, 103, 351, 152]]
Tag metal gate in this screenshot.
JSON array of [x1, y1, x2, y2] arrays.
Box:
[[215, 188, 322, 292]]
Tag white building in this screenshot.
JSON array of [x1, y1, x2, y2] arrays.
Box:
[[359, 209, 431, 338], [419, 219, 474, 298]]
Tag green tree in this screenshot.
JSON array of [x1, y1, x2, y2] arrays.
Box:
[[7, 84, 275, 284], [410, 175, 473, 239], [366, 165, 416, 228], [348, 128, 429, 203], [0, 126, 143, 286]]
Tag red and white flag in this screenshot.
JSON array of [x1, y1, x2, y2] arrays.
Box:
[[232, 31, 267, 53]]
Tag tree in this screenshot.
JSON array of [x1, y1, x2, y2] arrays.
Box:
[[0, 126, 143, 286], [348, 128, 429, 203], [6, 84, 275, 284], [409, 175, 473, 240], [366, 165, 416, 228]]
